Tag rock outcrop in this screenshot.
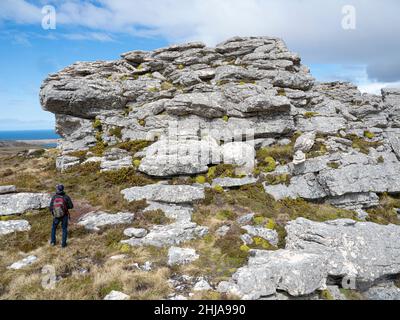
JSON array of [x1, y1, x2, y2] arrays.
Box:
[[218, 218, 400, 299], [40, 36, 400, 211]]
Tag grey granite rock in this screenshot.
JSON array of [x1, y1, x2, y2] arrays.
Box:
[[286, 218, 400, 283], [122, 221, 208, 248], [0, 193, 51, 216], [8, 255, 38, 270], [211, 177, 258, 188], [167, 246, 199, 266], [121, 184, 205, 204], [78, 212, 134, 231], [0, 220, 31, 236]]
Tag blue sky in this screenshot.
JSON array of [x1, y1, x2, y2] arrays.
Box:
[[0, 0, 399, 130]]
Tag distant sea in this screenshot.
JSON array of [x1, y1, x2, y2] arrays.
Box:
[[0, 129, 60, 141]]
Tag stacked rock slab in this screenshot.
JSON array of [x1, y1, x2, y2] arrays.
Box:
[[40, 36, 400, 209], [121, 184, 208, 247]]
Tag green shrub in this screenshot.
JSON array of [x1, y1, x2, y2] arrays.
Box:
[[320, 290, 334, 300], [261, 156, 276, 172], [216, 210, 236, 221], [161, 81, 174, 91], [117, 140, 151, 154], [92, 119, 102, 130], [195, 176, 206, 184], [363, 130, 375, 139], [277, 88, 286, 96], [304, 112, 319, 119], [222, 115, 229, 122], [256, 144, 293, 165], [264, 174, 291, 186], [109, 127, 122, 139], [327, 162, 340, 169], [346, 134, 382, 155], [143, 210, 171, 225], [65, 150, 87, 160], [101, 168, 153, 186], [213, 185, 224, 193]]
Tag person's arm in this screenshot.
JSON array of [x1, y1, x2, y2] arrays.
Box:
[[49, 195, 55, 215], [65, 195, 74, 210]]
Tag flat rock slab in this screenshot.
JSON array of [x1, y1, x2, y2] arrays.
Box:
[[78, 211, 134, 231], [0, 220, 31, 236], [122, 221, 208, 248], [212, 177, 258, 188], [8, 255, 38, 270], [145, 201, 193, 222], [121, 184, 205, 204], [168, 246, 199, 266], [286, 218, 400, 283], [0, 193, 51, 216], [0, 185, 16, 195]]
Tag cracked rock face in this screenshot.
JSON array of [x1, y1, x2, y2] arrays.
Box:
[[121, 221, 208, 248], [219, 218, 400, 299], [121, 184, 205, 204], [285, 218, 400, 283]]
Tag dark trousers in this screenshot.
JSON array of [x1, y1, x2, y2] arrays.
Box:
[[51, 215, 69, 247]]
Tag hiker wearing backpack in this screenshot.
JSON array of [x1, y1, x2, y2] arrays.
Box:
[[49, 184, 74, 248]]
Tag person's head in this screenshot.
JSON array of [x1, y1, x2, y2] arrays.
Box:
[[56, 184, 64, 193]]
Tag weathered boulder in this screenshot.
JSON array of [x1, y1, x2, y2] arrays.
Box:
[[168, 246, 199, 266], [0, 193, 51, 216], [219, 249, 328, 299], [78, 212, 134, 231], [286, 218, 400, 283], [0, 220, 31, 236]]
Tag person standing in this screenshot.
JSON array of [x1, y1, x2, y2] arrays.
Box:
[[49, 184, 74, 248]]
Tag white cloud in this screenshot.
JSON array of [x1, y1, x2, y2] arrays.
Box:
[[1, 0, 400, 86], [358, 81, 400, 95]]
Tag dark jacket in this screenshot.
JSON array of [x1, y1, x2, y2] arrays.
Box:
[[49, 191, 74, 216]]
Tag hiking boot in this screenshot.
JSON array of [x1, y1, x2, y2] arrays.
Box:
[[50, 242, 56, 246], [61, 244, 67, 248]]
